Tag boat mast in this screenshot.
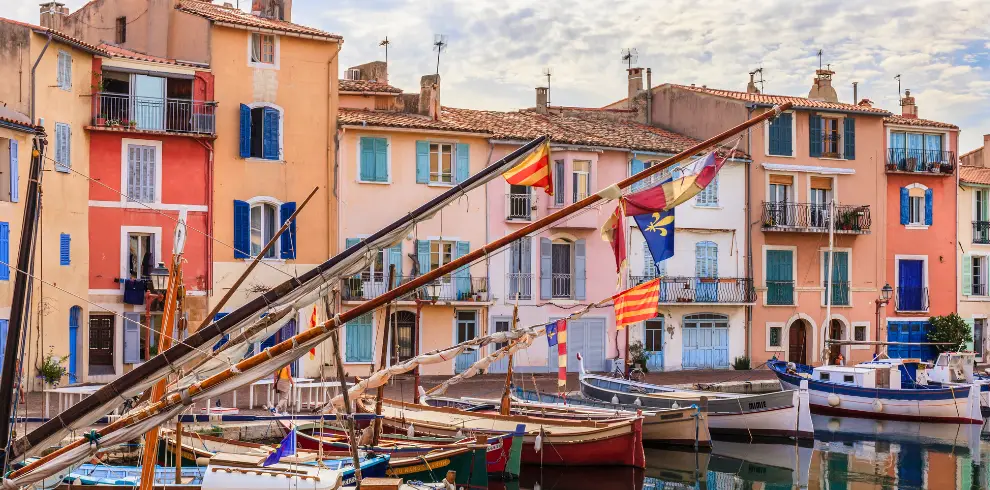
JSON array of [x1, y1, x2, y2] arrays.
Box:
[[0, 132, 46, 469], [499, 302, 518, 416], [372, 264, 397, 446], [823, 199, 835, 365], [324, 294, 362, 489]]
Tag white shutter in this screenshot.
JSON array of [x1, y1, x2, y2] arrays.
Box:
[[643, 240, 656, 279], [126, 146, 137, 199], [144, 146, 156, 202]]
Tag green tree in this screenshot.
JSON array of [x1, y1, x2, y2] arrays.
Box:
[[927, 313, 973, 354]]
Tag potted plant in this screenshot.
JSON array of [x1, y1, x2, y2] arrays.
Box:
[[885, 161, 897, 172], [940, 161, 953, 174], [128, 120, 138, 129], [628, 341, 650, 373], [107, 118, 120, 127], [95, 115, 107, 126]]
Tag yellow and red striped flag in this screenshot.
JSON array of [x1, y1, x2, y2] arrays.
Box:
[[309, 306, 318, 360], [554, 319, 567, 392], [502, 140, 552, 195], [613, 278, 660, 329]]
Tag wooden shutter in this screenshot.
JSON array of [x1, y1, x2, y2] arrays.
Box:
[[374, 137, 388, 182], [8, 139, 17, 203], [359, 137, 375, 181], [345, 313, 373, 362], [142, 145, 156, 202], [554, 161, 565, 205], [345, 238, 360, 279], [769, 174, 793, 185], [233, 200, 250, 259], [123, 312, 141, 364], [262, 107, 280, 160], [809, 114, 822, 157], [416, 239, 430, 275], [924, 188, 933, 225], [239, 104, 251, 158], [899, 187, 909, 225], [630, 158, 645, 191], [779, 113, 793, 156], [0, 222, 8, 280], [810, 177, 832, 190], [454, 241, 470, 299], [843, 117, 856, 159], [279, 202, 297, 259], [521, 236, 532, 273], [575, 239, 586, 300], [60, 233, 70, 265], [388, 244, 402, 276], [455, 143, 469, 183], [963, 254, 973, 296], [540, 237, 552, 299], [415, 141, 429, 184]]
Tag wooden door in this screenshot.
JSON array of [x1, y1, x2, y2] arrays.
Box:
[[828, 321, 843, 364], [88, 315, 115, 368], [788, 321, 806, 364]]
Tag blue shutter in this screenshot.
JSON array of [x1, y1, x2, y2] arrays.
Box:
[[0, 320, 7, 369], [359, 137, 375, 181], [415, 141, 430, 184], [768, 115, 781, 155], [0, 222, 9, 280], [416, 239, 431, 275], [388, 244, 402, 277], [59, 233, 70, 265], [123, 313, 141, 364], [454, 241, 470, 300], [455, 143, 469, 183], [233, 200, 250, 259], [575, 239, 586, 300], [345, 313, 373, 362], [630, 158, 645, 191], [899, 188, 909, 225], [280, 202, 297, 259], [374, 138, 388, 182], [539, 237, 551, 300], [68, 308, 79, 383], [770, 112, 793, 156], [239, 104, 251, 158], [809, 114, 822, 158], [924, 188, 933, 225], [212, 312, 230, 351], [262, 107, 279, 160], [843, 117, 855, 160], [345, 238, 360, 279], [9, 139, 17, 203]]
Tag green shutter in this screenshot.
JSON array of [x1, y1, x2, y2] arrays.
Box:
[[963, 254, 973, 296], [359, 137, 375, 181], [416, 239, 431, 275], [766, 250, 793, 305], [345, 313, 374, 363], [455, 143, 469, 183], [965, 318, 976, 351], [415, 141, 430, 184], [809, 114, 822, 158], [374, 138, 388, 182]]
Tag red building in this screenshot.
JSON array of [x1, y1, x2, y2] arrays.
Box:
[[86, 46, 216, 381]]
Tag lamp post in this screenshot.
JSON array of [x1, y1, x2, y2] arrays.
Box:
[[413, 280, 441, 404], [144, 263, 171, 361], [875, 283, 893, 359]]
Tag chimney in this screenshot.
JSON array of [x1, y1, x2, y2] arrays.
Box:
[[807, 68, 838, 103], [852, 82, 858, 105], [535, 87, 548, 114], [900, 89, 918, 119], [627, 67, 643, 109], [251, 0, 291, 21], [39, 2, 66, 31], [747, 72, 760, 94], [418, 74, 440, 120]]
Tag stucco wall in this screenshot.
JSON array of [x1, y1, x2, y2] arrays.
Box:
[[651, 86, 753, 156], [0, 24, 31, 116], [957, 182, 990, 360]]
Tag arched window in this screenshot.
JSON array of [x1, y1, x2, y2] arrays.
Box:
[[683, 313, 729, 326], [695, 241, 718, 278], [390, 311, 416, 364], [250, 201, 279, 258]]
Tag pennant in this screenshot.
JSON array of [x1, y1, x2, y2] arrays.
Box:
[[555, 319, 567, 392], [623, 151, 727, 216], [545, 321, 558, 347], [263, 428, 297, 466], [308, 306, 318, 360], [600, 205, 627, 286], [502, 140, 553, 195], [633, 208, 675, 267], [613, 278, 661, 329]]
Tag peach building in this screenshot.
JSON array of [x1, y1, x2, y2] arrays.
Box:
[[959, 137, 990, 362]]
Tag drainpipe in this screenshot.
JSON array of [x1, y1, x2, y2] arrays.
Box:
[[645, 68, 652, 126], [745, 104, 755, 361], [31, 33, 53, 123]]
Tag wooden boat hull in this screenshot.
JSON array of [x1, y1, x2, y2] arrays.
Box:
[[384, 446, 488, 489], [770, 360, 983, 424], [518, 417, 643, 467]]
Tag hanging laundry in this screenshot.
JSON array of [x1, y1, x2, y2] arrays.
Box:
[[123, 279, 146, 305]]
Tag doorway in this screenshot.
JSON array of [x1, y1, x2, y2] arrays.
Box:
[[828, 319, 845, 365], [389, 311, 416, 366], [88, 314, 115, 375], [788, 320, 808, 364]]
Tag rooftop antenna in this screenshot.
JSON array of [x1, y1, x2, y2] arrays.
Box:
[[432, 34, 447, 75], [543, 66, 553, 105], [621, 48, 639, 70], [895, 74, 902, 97], [379, 36, 391, 69], [749, 67, 765, 93]]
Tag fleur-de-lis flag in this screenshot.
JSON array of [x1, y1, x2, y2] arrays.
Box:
[[633, 208, 675, 269]]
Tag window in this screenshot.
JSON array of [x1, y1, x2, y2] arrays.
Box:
[[551, 240, 573, 298], [769, 326, 782, 347], [977, 190, 988, 222], [115, 16, 126, 44], [250, 203, 278, 259], [854, 325, 866, 342], [239, 104, 281, 160], [553, 160, 565, 206], [429, 143, 453, 184], [127, 233, 154, 280], [973, 256, 987, 296], [695, 241, 717, 278], [430, 241, 454, 282], [345, 313, 373, 363], [843, 375, 854, 383], [507, 237, 532, 300], [820, 373, 831, 381], [126, 144, 157, 203], [644, 318, 664, 352], [695, 175, 718, 207], [346, 68, 360, 80], [975, 318, 986, 359], [250, 33, 276, 65], [57, 50, 71, 91], [890, 131, 945, 170], [60, 233, 70, 266], [767, 112, 793, 156], [359, 137, 388, 183], [0, 222, 8, 281], [766, 249, 794, 305], [362, 249, 387, 282], [900, 185, 931, 227], [767, 175, 793, 226], [54, 123, 70, 172], [492, 318, 511, 350], [809, 177, 832, 228], [822, 117, 841, 157], [823, 251, 850, 305], [572, 160, 590, 202], [507, 184, 531, 220], [643, 240, 666, 280], [0, 138, 17, 203], [909, 195, 924, 225], [456, 311, 477, 344]]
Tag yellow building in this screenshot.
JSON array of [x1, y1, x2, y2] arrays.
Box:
[[0, 18, 99, 389]]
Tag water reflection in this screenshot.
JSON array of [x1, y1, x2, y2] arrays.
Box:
[[511, 416, 990, 490]]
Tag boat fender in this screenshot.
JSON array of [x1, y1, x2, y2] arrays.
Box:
[[407, 423, 415, 437], [455, 429, 464, 439], [827, 418, 840, 432], [827, 394, 841, 407], [634, 398, 642, 406], [612, 395, 619, 404], [534, 430, 543, 453], [196, 457, 211, 466], [671, 402, 679, 409], [872, 399, 883, 413]]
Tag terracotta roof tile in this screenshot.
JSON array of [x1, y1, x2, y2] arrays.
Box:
[[0, 17, 107, 55], [99, 43, 205, 67], [960, 166, 990, 185], [667, 84, 892, 115], [339, 79, 402, 94], [883, 115, 958, 130], [175, 1, 341, 40]]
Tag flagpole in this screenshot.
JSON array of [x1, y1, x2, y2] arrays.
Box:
[[824, 199, 835, 366]]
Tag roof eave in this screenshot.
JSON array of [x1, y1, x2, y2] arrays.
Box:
[[338, 123, 490, 137], [208, 20, 341, 42], [30, 27, 107, 56], [0, 119, 40, 134], [753, 102, 892, 117], [340, 91, 401, 96]]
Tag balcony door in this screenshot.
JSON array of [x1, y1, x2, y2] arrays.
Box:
[[897, 259, 925, 311], [508, 185, 531, 220], [695, 241, 718, 302], [551, 241, 572, 299], [131, 74, 165, 131]]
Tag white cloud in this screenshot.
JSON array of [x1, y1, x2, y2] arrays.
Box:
[[5, 0, 990, 150]]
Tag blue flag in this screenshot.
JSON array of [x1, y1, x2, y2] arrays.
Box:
[[545, 322, 558, 347], [633, 208, 675, 272], [263, 428, 297, 466]]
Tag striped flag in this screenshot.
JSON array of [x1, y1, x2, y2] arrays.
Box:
[[600, 205, 627, 286], [502, 140, 553, 195], [623, 151, 727, 216], [613, 278, 661, 329], [554, 319, 567, 392], [308, 306, 318, 360]]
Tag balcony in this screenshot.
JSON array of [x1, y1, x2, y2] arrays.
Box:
[[505, 273, 533, 301], [974, 222, 990, 244], [551, 273, 574, 299], [885, 148, 956, 175], [824, 281, 850, 306], [896, 286, 929, 312], [628, 276, 756, 304], [341, 275, 489, 302], [761, 202, 871, 234], [506, 193, 534, 221], [766, 280, 794, 305], [93, 92, 217, 135]]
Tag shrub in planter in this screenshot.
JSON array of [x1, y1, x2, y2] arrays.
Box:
[[732, 356, 751, 370]]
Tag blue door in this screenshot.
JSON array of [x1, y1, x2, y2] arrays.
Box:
[[548, 318, 606, 372], [68, 306, 81, 383], [897, 260, 924, 311], [887, 321, 935, 361], [681, 313, 730, 369], [453, 311, 478, 373], [644, 318, 664, 371], [488, 317, 511, 374]]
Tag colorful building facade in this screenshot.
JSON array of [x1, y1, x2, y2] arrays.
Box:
[[959, 140, 990, 362]]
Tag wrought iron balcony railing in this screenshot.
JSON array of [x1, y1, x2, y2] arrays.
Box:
[[627, 276, 756, 303], [761, 202, 871, 234], [974, 221, 990, 244], [341, 275, 489, 302], [896, 286, 929, 312], [505, 273, 533, 301], [824, 281, 850, 306], [551, 273, 574, 299], [886, 148, 956, 174], [94, 92, 217, 135], [506, 193, 533, 221], [766, 280, 794, 305]]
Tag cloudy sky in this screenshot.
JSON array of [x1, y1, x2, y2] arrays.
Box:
[[8, 0, 990, 150]]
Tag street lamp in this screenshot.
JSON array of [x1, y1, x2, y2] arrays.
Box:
[[412, 280, 442, 404], [875, 283, 893, 359], [147, 262, 170, 293]]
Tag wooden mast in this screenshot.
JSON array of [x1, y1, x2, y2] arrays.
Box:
[[10, 106, 790, 482], [499, 304, 518, 415], [324, 294, 362, 489], [372, 265, 397, 446]]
